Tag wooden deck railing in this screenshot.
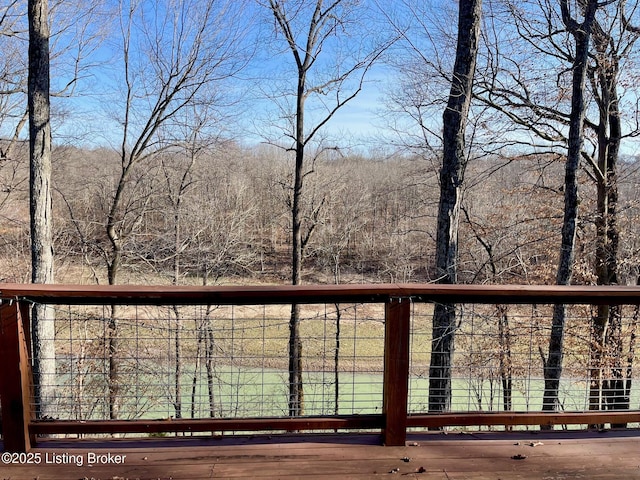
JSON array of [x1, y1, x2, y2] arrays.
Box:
[[2, 283, 640, 452]]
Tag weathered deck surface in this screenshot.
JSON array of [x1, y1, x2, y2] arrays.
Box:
[[2, 430, 640, 479]]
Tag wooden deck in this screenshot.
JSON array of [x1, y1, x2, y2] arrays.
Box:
[[2, 430, 640, 479]]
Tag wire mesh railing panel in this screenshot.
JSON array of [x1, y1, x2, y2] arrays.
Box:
[[18, 292, 640, 436], [409, 302, 640, 421], [32, 301, 385, 423]]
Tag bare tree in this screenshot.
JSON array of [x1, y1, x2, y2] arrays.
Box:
[[264, 0, 388, 416], [462, 205, 514, 411], [158, 126, 259, 418], [3, 0, 107, 286], [429, 0, 483, 414], [162, 143, 198, 421], [89, 0, 252, 419], [28, 0, 56, 420], [587, 0, 640, 422], [542, 0, 608, 414], [476, 0, 636, 414], [587, 5, 625, 419]]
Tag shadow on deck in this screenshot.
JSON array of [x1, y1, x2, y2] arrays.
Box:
[[2, 429, 640, 479]]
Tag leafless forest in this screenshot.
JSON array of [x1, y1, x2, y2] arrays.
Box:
[[4, 0, 640, 420], [1, 1, 639, 289], [0, 143, 637, 289]]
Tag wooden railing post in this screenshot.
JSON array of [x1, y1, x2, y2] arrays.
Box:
[[382, 297, 411, 446], [0, 301, 34, 452]]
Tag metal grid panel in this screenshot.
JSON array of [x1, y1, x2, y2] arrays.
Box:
[[409, 302, 640, 417], [33, 302, 385, 422], [26, 298, 640, 428]]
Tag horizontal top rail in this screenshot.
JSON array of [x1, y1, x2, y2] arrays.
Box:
[[1, 283, 640, 305]]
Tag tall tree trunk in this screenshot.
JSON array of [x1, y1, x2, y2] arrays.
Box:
[[428, 0, 482, 414], [173, 205, 183, 419], [542, 0, 598, 414], [191, 319, 204, 419], [28, 0, 56, 420], [107, 261, 120, 420], [105, 169, 126, 420], [206, 316, 215, 418], [288, 58, 307, 418], [173, 305, 183, 419], [334, 304, 341, 416], [588, 18, 625, 420], [497, 305, 513, 412]]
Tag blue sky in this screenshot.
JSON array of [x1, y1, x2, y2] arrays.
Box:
[[48, 0, 398, 153], [9, 0, 640, 159]]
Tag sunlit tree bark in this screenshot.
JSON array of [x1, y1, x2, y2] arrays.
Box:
[[28, 0, 56, 420], [429, 0, 482, 414]]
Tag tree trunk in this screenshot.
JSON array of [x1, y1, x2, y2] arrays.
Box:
[[334, 303, 341, 416], [107, 303, 120, 420], [588, 18, 625, 422], [288, 304, 304, 416], [497, 305, 513, 412], [206, 314, 215, 418], [191, 321, 203, 420], [542, 0, 598, 414], [28, 0, 56, 420], [428, 0, 482, 414], [106, 258, 120, 420], [288, 59, 307, 418], [105, 175, 125, 419], [173, 305, 183, 419], [173, 205, 183, 419]]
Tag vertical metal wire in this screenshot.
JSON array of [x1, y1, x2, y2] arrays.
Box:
[[351, 304, 358, 414], [322, 303, 328, 414], [260, 304, 266, 417], [526, 304, 536, 412]]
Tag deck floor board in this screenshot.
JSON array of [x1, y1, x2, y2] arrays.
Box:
[[2, 431, 640, 479]]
